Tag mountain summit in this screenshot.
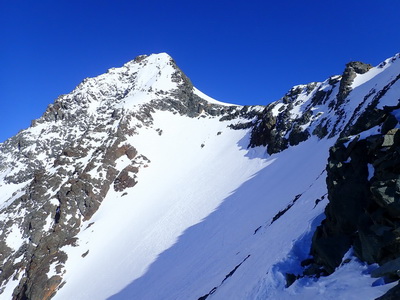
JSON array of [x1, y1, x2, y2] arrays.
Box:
[[0, 53, 400, 300]]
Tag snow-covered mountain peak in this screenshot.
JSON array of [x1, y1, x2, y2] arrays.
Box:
[[26, 51, 240, 134], [122, 52, 173, 68], [0, 52, 253, 194], [104, 52, 179, 95], [57, 52, 187, 113]]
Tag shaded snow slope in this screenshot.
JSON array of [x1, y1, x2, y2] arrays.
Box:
[[54, 111, 269, 299]]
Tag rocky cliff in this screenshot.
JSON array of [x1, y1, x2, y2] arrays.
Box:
[[307, 83, 400, 299], [250, 54, 400, 299]]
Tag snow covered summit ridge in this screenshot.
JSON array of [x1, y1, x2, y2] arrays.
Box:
[[79, 52, 179, 102], [28, 52, 237, 130], [54, 52, 187, 112], [66, 52, 232, 112]]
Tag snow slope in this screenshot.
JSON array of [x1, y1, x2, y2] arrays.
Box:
[[54, 129, 394, 300], [54, 110, 267, 299]]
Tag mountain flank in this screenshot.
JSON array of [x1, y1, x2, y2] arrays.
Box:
[[0, 52, 400, 299]]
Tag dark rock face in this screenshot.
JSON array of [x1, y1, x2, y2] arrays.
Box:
[[288, 126, 310, 146], [348, 61, 374, 75], [336, 61, 373, 107], [308, 106, 400, 297], [249, 60, 386, 157], [149, 58, 252, 120], [249, 107, 280, 154], [310, 136, 371, 273], [249, 85, 309, 154], [114, 166, 138, 192], [249, 80, 338, 154], [343, 74, 400, 139]]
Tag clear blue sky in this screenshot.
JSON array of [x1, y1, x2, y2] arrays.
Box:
[[1, 0, 400, 142]]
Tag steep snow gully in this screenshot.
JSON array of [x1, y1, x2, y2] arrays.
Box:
[[0, 52, 400, 299]]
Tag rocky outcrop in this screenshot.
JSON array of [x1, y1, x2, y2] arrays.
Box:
[[307, 102, 400, 298], [114, 165, 139, 192], [249, 80, 338, 154], [248, 60, 389, 156], [336, 61, 373, 107]]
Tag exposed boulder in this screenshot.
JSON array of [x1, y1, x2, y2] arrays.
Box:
[[288, 126, 310, 146], [114, 166, 138, 192]]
